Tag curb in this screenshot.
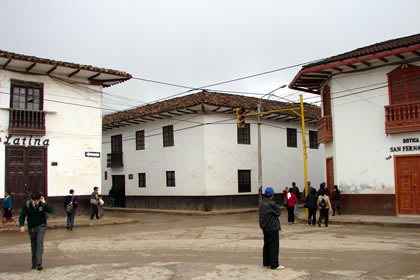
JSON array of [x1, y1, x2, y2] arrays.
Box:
[[295, 215, 420, 228], [104, 207, 259, 216], [0, 218, 138, 233]]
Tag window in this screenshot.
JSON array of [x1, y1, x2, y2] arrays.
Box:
[[136, 130, 145, 150], [138, 173, 146, 188], [287, 128, 297, 148], [10, 80, 43, 110], [238, 170, 251, 193], [237, 123, 250, 144], [309, 131, 318, 149], [166, 171, 175, 187], [163, 125, 174, 147], [388, 65, 420, 104], [107, 134, 123, 167]]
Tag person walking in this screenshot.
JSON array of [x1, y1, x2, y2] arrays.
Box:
[[332, 185, 341, 216], [317, 189, 332, 227], [291, 182, 300, 216], [305, 188, 318, 226], [64, 189, 78, 230], [2, 191, 18, 226], [19, 192, 53, 270], [108, 186, 115, 208], [90, 186, 100, 220], [259, 187, 284, 270], [284, 188, 298, 225]]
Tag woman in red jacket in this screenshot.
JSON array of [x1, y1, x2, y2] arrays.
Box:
[[284, 188, 298, 225]]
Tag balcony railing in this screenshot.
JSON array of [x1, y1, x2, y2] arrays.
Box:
[[107, 152, 123, 168], [9, 108, 45, 136], [385, 101, 420, 134], [317, 115, 333, 144]]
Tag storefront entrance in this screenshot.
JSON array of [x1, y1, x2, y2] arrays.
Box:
[[396, 156, 420, 214]]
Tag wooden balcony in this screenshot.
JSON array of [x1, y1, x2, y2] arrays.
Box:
[[107, 152, 123, 168], [9, 108, 46, 136], [385, 101, 420, 134], [317, 115, 333, 144]]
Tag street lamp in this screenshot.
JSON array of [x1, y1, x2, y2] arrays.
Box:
[[257, 85, 287, 205]]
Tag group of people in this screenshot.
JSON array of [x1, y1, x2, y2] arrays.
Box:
[[1, 186, 107, 271], [259, 183, 342, 269]]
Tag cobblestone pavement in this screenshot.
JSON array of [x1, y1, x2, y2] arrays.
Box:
[[1, 212, 420, 279]]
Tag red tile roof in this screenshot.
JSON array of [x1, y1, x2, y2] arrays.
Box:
[[103, 91, 321, 126]]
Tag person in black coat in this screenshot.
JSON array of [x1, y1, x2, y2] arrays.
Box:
[[332, 185, 341, 216], [259, 187, 284, 270], [305, 188, 318, 226], [64, 189, 78, 230]]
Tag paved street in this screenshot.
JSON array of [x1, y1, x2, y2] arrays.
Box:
[[1, 211, 420, 279]]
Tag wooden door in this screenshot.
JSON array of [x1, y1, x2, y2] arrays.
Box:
[[112, 175, 126, 207], [326, 157, 334, 194], [396, 156, 420, 214], [5, 146, 47, 209]]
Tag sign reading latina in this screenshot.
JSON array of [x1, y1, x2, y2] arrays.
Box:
[[0, 135, 50, 146], [390, 138, 420, 152]]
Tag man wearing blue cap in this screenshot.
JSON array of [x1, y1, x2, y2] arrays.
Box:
[[259, 187, 284, 270]]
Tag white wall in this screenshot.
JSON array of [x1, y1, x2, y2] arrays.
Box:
[[328, 62, 420, 194], [102, 112, 325, 197], [0, 70, 103, 197]]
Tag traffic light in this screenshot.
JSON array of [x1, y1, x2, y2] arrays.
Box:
[[236, 107, 246, 128]]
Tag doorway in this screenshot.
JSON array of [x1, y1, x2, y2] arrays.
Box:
[[396, 156, 420, 214], [5, 146, 47, 208], [112, 175, 126, 207]]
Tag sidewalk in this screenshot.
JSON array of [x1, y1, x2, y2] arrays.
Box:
[[104, 206, 259, 215], [295, 209, 420, 228], [0, 216, 138, 232]]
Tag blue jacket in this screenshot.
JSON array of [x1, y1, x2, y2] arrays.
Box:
[[4, 196, 12, 209]]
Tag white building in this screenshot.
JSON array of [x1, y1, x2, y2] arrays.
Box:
[[289, 33, 420, 215], [0, 50, 131, 214], [102, 91, 324, 210]]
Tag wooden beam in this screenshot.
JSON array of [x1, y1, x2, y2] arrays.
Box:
[[220, 108, 235, 113], [26, 62, 36, 72], [167, 111, 183, 116], [150, 115, 163, 119], [315, 71, 332, 75], [47, 65, 57, 75], [333, 67, 342, 72], [379, 57, 388, 63], [301, 74, 330, 78], [412, 51, 420, 57], [88, 72, 101, 80], [177, 110, 193, 114], [159, 113, 172, 118], [131, 118, 147, 123], [68, 69, 80, 77], [361, 61, 371, 67], [395, 54, 405, 60], [187, 108, 198, 113], [346, 64, 357, 70], [140, 117, 155, 121], [2, 58, 11, 69], [212, 107, 221, 112]]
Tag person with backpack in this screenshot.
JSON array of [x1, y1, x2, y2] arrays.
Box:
[[259, 187, 284, 270], [19, 192, 53, 271], [317, 189, 332, 227], [283, 188, 298, 225], [64, 189, 78, 230]]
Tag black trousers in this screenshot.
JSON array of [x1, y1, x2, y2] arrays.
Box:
[[90, 204, 99, 219], [263, 230, 279, 269], [287, 206, 295, 223], [308, 208, 317, 225], [318, 209, 329, 226]]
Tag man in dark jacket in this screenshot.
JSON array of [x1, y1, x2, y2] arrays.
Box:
[[259, 187, 284, 270], [64, 189, 78, 230], [19, 192, 53, 271]]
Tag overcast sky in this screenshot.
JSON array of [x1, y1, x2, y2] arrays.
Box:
[[2, 0, 420, 112]]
